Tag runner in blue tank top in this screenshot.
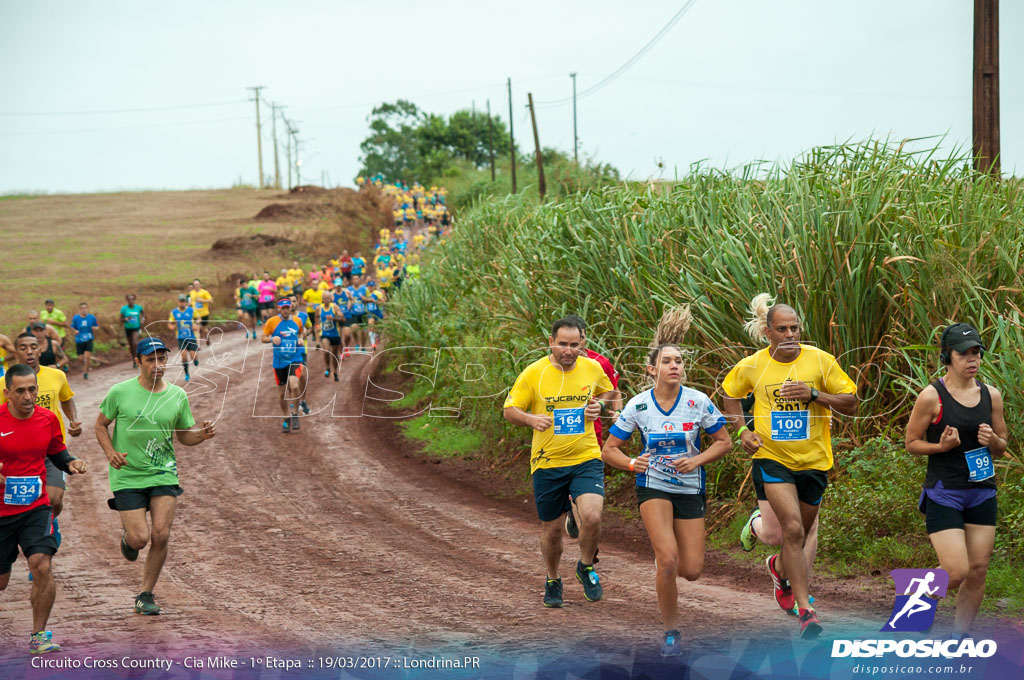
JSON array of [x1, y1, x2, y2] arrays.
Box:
[[261, 299, 305, 434], [167, 295, 198, 382]]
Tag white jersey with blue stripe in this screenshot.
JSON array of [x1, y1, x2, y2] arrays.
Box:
[[609, 386, 726, 494]]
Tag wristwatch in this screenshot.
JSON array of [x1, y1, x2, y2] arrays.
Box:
[[810, 388, 819, 402]]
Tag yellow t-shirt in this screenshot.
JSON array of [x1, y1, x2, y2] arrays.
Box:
[[0, 365, 74, 442], [317, 280, 333, 293], [503, 356, 614, 473], [378, 267, 393, 287], [189, 289, 213, 318], [275, 276, 294, 296], [721, 344, 857, 472], [287, 268, 304, 282], [302, 288, 323, 309]]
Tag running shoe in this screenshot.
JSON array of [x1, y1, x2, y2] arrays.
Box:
[[790, 594, 815, 616], [83, 373, 88, 380], [565, 508, 580, 539], [282, 419, 291, 434], [576, 561, 603, 602], [333, 372, 339, 382], [324, 369, 330, 378], [798, 608, 822, 639], [290, 414, 300, 431], [29, 631, 60, 654], [134, 591, 161, 615], [740, 508, 761, 552], [300, 400, 310, 415], [193, 358, 199, 367], [543, 577, 563, 608], [184, 373, 190, 383], [766, 554, 795, 612], [120, 530, 139, 562], [660, 629, 683, 657]]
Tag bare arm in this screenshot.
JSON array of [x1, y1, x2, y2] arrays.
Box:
[[60, 397, 81, 437], [94, 411, 127, 468], [978, 387, 1008, 456], [176, 420, 216, 446], [601, 433, 650, 472], [503, 405, 552, 433], [722, 395, 764, 456], [905, 385, 959, 456]]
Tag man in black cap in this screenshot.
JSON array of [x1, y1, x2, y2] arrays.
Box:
[[94, 337, 216, 615]]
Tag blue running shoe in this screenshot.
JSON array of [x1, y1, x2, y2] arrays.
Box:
[[543, 578, 563, 608], [661, 629, 683, 657], [282, 419, 291, 434]]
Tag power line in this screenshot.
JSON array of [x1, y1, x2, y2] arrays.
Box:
[[0, 99, 248, 117], [536, 0, 698, 109], [0, 115, 251, 138]]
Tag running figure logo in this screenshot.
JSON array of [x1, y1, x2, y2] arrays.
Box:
[[881, 568, 949, 632]]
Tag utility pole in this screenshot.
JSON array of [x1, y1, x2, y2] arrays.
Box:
[[284, 117, 293, 190], [247, 86, 265, 188], [508, 77, 517, 194], [290, 123, 301, 187], [487, 99, 496, 181], [973, 0, 1000, 175], [570, 72, 578, 164], [527, 93, 546, 200], [271, 102, 282, 189]]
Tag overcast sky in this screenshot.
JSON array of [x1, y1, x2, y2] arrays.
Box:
[[1, 0, 1020, 194]]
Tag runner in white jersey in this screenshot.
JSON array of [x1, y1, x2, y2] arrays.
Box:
[[602, 306, 731, 656]]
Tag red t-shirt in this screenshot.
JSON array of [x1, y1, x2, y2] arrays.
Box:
[[0, 404, 65, 517], [586, 349, 620, 446], [341, 256, 354, 273]]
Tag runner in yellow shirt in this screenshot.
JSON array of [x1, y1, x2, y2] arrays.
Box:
[[287, 262, 305, 294], [188, 279, 214, 346], [721, 294, 857, 639], [275, 269, 295, 298], [503, 316, 617, 608]]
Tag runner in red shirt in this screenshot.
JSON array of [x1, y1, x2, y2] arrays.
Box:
[[0, 364, 87, 654], [564, 315, 623, 540], [340, 250, 354, 284]]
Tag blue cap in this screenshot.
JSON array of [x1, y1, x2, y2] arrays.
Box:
[[277, 298, 292, 307], [136, 337, 168, 356]]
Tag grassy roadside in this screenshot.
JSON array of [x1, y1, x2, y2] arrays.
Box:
[[379, 139, 1024, 618]]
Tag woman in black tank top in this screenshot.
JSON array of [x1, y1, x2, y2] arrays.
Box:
[[904, 323, 1008, 638], [38, 335, 58, 367]]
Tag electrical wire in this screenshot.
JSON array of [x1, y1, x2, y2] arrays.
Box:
[[536, 0, 698, 109], [0, 99, 249, 117]]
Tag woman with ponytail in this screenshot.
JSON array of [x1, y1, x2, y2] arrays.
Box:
[[601, 305, 731, 657]]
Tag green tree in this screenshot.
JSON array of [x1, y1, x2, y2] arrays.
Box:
[[358, 100, 426, 182]]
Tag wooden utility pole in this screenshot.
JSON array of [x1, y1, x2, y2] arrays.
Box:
[[973, 0, 1000, 175], [247, 86, 265, 187], [527, 92, 546, 200], [487, 99, 496, 181], [271, 102, 282, 189], [284, 118, 293, 190], [570, 72, 578, 164], [508, 78, 517, 194]]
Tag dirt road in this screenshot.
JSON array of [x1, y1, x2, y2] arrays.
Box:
[[0, 330, 891, 664]]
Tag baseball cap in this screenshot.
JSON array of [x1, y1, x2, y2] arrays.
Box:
[[29, 321, 46, 331], [177, 294, 188, 301], [136, 337, 168, 356], [276, 298, 292, 307], [367, 280, 376, 286], [942, 323, 986, 353]]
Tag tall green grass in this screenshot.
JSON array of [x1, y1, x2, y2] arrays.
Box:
[[384, 140, 1024, 597]]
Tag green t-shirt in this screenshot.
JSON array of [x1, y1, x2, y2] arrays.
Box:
[[40, 309, 67, 337], [239, 285, 259, 310], [99, 377, 195, 491]]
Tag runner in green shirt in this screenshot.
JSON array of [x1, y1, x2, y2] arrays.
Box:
[[39, 300, 68, 344], [94, 337, 216, 615]]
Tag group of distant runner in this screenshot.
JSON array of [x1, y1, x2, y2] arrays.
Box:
[[0, 180, 1004, 659], [504, 299, 1005, 656], [0, 182, 443, 654]]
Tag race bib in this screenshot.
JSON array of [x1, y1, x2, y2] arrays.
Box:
[[4, 476, 42, 506], [553, 407, 585, 436], [78, 331, 93, 342], [195, 300, 204, 309], [964, 446, 995, 482], [771, 410, 809, 441], [279, 337, 298, 357]]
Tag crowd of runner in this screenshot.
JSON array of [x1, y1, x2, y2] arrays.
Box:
[[0, 186, 1006, 658], [0, 181, 446, 653]]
